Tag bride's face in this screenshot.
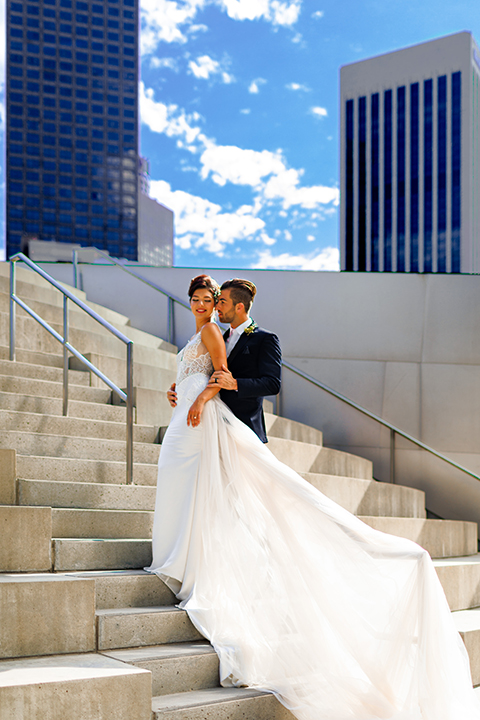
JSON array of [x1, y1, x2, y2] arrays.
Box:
[[190, 288, 216, 321]]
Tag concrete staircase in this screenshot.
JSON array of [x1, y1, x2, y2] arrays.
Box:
[[1, 262, 480, 719]]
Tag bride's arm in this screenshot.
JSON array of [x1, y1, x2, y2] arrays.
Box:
[[187, 324, 227, 427]]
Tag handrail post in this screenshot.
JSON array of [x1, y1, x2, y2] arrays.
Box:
[[168, 296, 175, 346], [63, 295, 69, 416], [9, 260, 16, 362], [73, 250, 79, 289], [390, 428, 395, 484], [126, 341, 134, 485]]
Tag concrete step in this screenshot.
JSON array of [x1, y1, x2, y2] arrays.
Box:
[[102, 642, 219, 697], [434, 554, 480, 611], [359, 516, 478, 558], [17, 454, 157, 485], [0, 430, 159, 464], [0, 373, 111, 403], [268, 437, 373, 479], [0, 392, 129, 423], [96, 606, 203, 650], [0, 574, 95, 659], [0, 344, 67, 368], [0, 358, 89, 385], [53, 538, 152, 571], [18, 479, 157, 510], [0, 652, 151, 720], [452, 608, 480, 686], [265, 413, 323, 445], [64, 570, 176, 609], [52, 508, 153, 539], [303, 472, 426, 518], [0, 409, 157, 444], [151, 687, 293, 720], [70, 351, 176, 392]]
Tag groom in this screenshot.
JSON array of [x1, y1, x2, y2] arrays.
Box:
[[208, 278, 281, 443]]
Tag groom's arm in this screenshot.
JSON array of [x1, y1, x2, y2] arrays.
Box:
[[234, 333, 282, 398]]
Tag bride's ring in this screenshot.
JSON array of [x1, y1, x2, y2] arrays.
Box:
[[214, 378, 218, 383]]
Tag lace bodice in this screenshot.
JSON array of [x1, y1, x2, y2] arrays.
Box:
[[176, 331, 213, 388]]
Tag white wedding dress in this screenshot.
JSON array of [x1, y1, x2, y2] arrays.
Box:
[[146, 331, 480, 720]]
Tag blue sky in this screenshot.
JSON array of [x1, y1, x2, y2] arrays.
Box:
[[1, 0, 480, 269]]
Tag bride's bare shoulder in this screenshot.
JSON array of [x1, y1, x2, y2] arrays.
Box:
[[201, 323, 223, 341]]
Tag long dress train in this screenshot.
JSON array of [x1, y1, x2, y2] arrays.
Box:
[[146, 331, 480, 720]]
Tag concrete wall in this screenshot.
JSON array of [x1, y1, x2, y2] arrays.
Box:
[[28, 262, 480, 526]]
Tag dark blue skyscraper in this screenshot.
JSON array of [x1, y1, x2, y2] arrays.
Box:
[[6, 0, 139, 260]]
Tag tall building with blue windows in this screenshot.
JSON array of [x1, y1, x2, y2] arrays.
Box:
[[6, 0, 139, 261], [340, 32, 480, 274]]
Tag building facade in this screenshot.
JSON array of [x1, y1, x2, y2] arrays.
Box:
[[340, 32, 480, 273], [6, 0, 139, 261]]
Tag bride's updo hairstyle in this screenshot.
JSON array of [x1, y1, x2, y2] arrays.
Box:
[[188, 274, 221, 303], [220, 278, 256, 313]]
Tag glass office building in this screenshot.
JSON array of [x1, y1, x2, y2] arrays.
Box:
[[340, 32, 480, 274], [6, 0, 139, 261]]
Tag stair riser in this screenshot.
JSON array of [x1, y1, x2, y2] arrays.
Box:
[[360, 517, 478, 558], [0, 432, 159, 463], [0, 360, 89, 385], [435, 562, 480, 611], [0, 506, 51, 573], [53, 539, 152, 571], [152, 693, 294, 720], [16, 455, 157, 485], [0, 393, 128, 422], [52, 509, 153, 540], [97, 610, 203, 650], [460, 628, 480, 686], [0, 410, 157, 444], [0, 376, 111, 403], [18, 479, 157, 511], [128, 653, 219, 697], [88, 572, 176, 610]]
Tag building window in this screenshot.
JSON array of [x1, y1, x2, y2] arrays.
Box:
[[345, 99, 354, 271], [396, 86, 406, 273], [358, 96, 366, 271], [451, 71, 461, 273], [423, 78, 433, 273], [410, 83, 419, 273], [437, 75, 447, 273], [383, 89, 392, 272]]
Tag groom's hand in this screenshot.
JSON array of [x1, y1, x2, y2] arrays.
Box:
[[208, 364, 238, 391]]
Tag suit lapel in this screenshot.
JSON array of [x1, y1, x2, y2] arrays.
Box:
[[227, 329, 252, 366]]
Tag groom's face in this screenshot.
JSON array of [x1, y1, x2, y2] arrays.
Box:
[[217, 289, 237, 325]]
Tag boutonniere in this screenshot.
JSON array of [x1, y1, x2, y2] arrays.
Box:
[[244, 320, 258, 336]]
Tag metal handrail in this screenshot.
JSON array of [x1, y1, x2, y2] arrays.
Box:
[[73, 248, 190, 346], [282, 360, 480, 485], [9, 253, 135, 485]]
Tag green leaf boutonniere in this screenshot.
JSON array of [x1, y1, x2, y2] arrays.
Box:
[[244, 320, 258, 336]]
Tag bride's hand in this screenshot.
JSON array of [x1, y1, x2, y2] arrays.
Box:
[[167, 383, 177, 408], [187, 398, 205, 427]]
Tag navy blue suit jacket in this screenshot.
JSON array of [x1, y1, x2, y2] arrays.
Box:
[[220, 325, 281, 443]]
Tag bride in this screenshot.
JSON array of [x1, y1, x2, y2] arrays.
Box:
[[146, 274, 480, 720]]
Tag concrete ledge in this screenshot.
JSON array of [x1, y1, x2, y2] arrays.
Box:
[[51, 508, 153, 540], [434, 555, 480, 611], [0, 653, 151, 720], [17, 455, 157, 485], [265, 413, 323, 445], [65, 570, 176, 609], [53, 538, 152, 571], [102, 643, 218, 697], [452, 608, 480, 686], [359, 517, 478, 558], [0, 575, 95, 659], [0, 506, 52, 572], [151, 687, 294, 720], [18, 480, 156, 511], [97, 606, 202, 650], [0, 449, 16, 505]]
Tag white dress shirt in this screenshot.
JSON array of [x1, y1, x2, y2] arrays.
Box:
[[225, 318, 252, 357]]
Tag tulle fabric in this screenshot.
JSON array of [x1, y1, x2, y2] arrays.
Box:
[[147, 372, 480, 720]]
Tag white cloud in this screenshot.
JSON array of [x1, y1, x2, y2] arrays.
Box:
[[149, 56, 179, 70], [141, 0, 301, 56], [140, 83, 207, 150], [150, 180, 266, 254], [311, 10, 324, 19], [307, 234, 315, 242], [252, 247, 340, 271], [188, 54, 235, 83], [200, 144, 286, 187], [219, 0, 301, 26], [286, 82, 310, 92], [240, 108, 251, 114], [248, 78, 267, 94], [311, 106, 328, 118]]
